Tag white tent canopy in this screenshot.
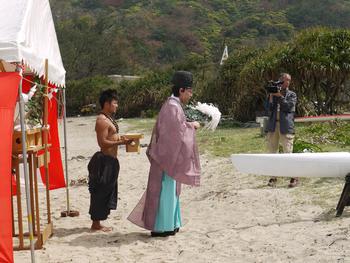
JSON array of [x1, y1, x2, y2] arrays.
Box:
[[0, 0, 66, 86]]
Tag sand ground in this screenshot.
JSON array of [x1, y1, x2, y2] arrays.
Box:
[[14, 116, 350, 263]]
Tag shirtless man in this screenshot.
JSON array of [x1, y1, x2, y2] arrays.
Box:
[[88, 89, 131, 231]]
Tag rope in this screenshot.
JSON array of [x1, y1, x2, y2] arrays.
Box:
[[99, 111, 119, 133], [22, 77, 63, 106]]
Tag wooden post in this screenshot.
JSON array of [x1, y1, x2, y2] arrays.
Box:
[[11, 186, 15, 237], [0, 59, 5, 72], [43, 59, 51, 224], [12, 147, 50, 251], [33, 153, 42, 248], [17, 64, 36, 261], [15, 160, 24, 249], [28, 154, 36, 234], [60, 89, 79, 217], [336, 174, 350, 216]]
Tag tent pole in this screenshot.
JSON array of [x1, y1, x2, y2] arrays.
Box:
[[60, 87, 79, 218], [43, 59, 51, 224], [62, 88, 70, 212], [17, 64, 36, 262]]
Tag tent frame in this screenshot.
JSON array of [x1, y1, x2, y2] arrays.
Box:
[[2, 59, 69, 261], [16, 64, 36, 262], [11, 60, 54, 252]]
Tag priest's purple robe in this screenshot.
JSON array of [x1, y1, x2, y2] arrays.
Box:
[[127, 97, 201, 230]]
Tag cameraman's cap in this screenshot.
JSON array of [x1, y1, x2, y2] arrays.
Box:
[[172, 71, 193, 89]]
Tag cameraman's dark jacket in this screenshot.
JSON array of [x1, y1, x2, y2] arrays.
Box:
[[266, 89, 297, 134]]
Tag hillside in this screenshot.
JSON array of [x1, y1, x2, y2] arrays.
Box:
[[50, 0, 350, 80]]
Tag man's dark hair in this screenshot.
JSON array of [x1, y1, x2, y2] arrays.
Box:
[[172, 86, 186, 97], [171, 71, 193, 97], [99, 89, 118, 109]]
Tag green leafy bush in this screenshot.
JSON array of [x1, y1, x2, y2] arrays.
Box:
[[184, 106, 211, 122], [292, 137, 322, 153]]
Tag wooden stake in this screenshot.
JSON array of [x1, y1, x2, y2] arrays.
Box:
[[33, 153, 42, 248], [336, 174, 350, 216], [28, 154, 36, 234], [11, 173, 15, 237], [0, 59, 6, 72], [43, 59, 51, 224], [15, 160, 24, 249]]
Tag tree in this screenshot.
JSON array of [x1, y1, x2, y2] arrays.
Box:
[[238, 28, 350, 120]]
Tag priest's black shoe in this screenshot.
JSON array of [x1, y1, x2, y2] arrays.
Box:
[[164, 230, 176, 236], [151, 230, 176, 237], [151, 232, 169, 237]]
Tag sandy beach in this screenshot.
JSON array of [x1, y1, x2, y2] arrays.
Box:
[[14, 116, 350, 263]]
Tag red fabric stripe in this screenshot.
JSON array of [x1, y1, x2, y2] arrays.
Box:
[[22, 75, 33, 94], [296, 114, 350, 119], [0, 72, 20, 263], [39, 84, 66, 190]]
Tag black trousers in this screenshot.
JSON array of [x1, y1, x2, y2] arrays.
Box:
[[88, 152, 120, 221]]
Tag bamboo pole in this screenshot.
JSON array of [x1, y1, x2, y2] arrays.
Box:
[[15, 161, 23, 249], [0, 60, 5, 72], [11, 182, 15, 237], [60, 84, 79, 217], [43, 59, 51, 224], [62, 88, 70, 213], [33, 154, 42, 247], [17, 64, 36, 262], [28, 154, 36, 234]]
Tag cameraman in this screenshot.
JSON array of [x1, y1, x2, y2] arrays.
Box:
[[266, 73, 298, 188]]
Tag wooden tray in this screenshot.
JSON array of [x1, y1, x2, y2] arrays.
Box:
[[123, 133, 144, 153]]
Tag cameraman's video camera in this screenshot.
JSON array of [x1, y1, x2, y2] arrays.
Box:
[[265, 80, 284, 93]]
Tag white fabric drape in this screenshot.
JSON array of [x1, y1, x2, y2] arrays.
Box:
[[0, 0, 66, 86]]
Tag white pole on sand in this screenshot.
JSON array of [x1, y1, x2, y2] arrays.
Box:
[[16, 64, 36, 262], [63, 87, 70, 213], [60, 86, 79, 217]]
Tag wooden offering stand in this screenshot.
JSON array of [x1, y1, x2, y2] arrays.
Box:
[[11, 128, 53, 250], [124, 133, 144, 153], [336, 174, 350, 217], [12, 128, 42, 152]]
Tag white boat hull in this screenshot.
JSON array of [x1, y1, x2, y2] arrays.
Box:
[[231, 152, 350, 178]]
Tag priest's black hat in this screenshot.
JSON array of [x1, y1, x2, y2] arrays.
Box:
[[171, 71, 193, 88]]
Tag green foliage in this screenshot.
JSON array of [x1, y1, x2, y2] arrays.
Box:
[[65, 70, 172, 117], [55, 12, 132, 80], [198, 47, 261, 116], [66, 75, 115, 115], [114, 70, 172, 117], [51, 0, 350, 80], [292, 138, 322, 153], [298, 121, 350, 146], [226, 11, 294, 42], [195, 121, 350, 158], [286, 0, 350, 29], [26, 83, 44, 126], [196, 127, 266, 157], [50, 1, 350, 117], [237, 28, 350, 119], [284, 28, 350, 115], [140, 109, 158, 118], [184, 106, 210, 123]]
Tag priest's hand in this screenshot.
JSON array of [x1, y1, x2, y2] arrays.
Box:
[[192, 121, 200, 130], [119, 136, 134, 145]]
